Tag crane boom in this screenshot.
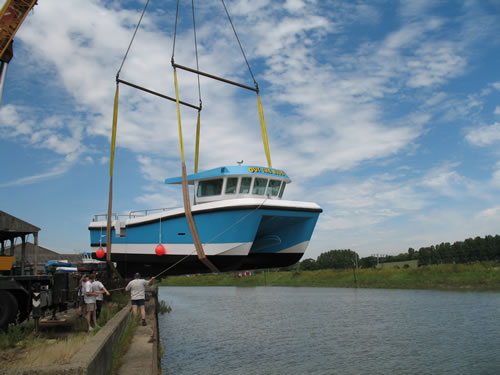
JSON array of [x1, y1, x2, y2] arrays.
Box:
[[0, 0, 37, 61], [0, 0, 37, 105]]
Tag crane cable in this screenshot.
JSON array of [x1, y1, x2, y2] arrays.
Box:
[[117, 0, 151, 79], [220, 0, 257, 88], [192, 0, 203, 173]]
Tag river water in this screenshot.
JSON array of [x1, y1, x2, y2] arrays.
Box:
[[158, 286, 500, 374]]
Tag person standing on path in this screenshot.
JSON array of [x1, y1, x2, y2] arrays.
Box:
[[91, 274, 110, 320], [125, 272, 155, 326], [78, 274, 88, 318], [85, 274, 99, 332]]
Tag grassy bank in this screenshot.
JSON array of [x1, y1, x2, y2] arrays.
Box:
[[158, 263, 500, 291], [0, 290, 130, 369]]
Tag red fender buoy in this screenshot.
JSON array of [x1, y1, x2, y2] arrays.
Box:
[[96, 248, 106, 259], [155, 244, 166, 256]]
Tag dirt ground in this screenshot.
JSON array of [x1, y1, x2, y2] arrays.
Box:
[[0, 307, 98, 369]]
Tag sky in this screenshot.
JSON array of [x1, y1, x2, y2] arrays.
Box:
[[1, 0, 500, 260]]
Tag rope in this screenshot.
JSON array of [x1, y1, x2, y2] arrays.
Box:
[[220, 0, 258, 89], [149, 198, 269, 278], [159, 215, 162, 244], [205, 198, 268, 244], [117, 0, 151, 78], [155, 251, 196, 278]]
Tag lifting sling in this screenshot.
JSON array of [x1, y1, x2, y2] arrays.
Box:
[[105, 0, 273, 275]]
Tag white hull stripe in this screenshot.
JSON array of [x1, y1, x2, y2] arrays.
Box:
[[276, 241, 310, 254], [91, 241, 310, 256], [91, 242, 253, 256]]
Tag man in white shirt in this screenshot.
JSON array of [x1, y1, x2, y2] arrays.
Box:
[[85, 274, 98, 332], [78, 274, 88, 318], [125, 272, 155, 326], [91, 274, 110, 320]]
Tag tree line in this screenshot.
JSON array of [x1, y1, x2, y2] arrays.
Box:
[[296, 234, 500, 270]]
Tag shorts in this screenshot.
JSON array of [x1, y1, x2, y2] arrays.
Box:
[[86, 303, 96, 312], [131, 299, 145, 306], [78, 296, 85, 307]]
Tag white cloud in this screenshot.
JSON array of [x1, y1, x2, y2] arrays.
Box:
[[495, 106, 500, 115], [465, 122, 500, 146], [477, 206, 500, 218], [491, 162, 500, 188], [311, 172, 429, 234], [417, 162, 481, 198], [284, 0, 306, 13], [137, 155, 172, 183], [0, 160, 72, 187], [399, 0, 436, 19], [0, 104, 88, 186], [406, 42, 466, 88]]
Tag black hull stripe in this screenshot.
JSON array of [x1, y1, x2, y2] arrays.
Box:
[[97, 253, 304, 278]]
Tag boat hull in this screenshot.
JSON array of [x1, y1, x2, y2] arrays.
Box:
[[89, 199, 321, 277]]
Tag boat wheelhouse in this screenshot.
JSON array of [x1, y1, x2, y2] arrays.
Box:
[[89, 166, 322, 277], [166, 165, 289, 203]]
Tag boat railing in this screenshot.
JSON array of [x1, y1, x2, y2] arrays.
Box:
[[128, 207, 177, 218], [92, 213, 128, 222], [92, 207, 177, 221]]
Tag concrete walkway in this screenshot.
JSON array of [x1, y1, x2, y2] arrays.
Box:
[[117, 300, 159, 375]]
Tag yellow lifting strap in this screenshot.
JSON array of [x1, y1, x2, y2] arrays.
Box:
[[257, 94, 272, 168], [194, 111, 201, 173], [173, 68, 185, 163], [104, 83, 123, 279], [109, 83, 120, 177], [173, 68, 219, 273]]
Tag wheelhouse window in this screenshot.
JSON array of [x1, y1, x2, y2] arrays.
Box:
[[252, 178, 268, 195], [279, 183, 286, 198], [239, 177, 251, 194], [225, 177, 238, 194], [197, 179, 223, 197], [267, 180, 282, 196]]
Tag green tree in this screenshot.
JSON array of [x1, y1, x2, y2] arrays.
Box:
[[300, 258, 318, 271], [359, 256, 377, 268], [316, 249, 359, 269], [408, 248, 415, 260]]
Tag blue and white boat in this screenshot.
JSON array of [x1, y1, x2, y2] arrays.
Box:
[[89, 165, 322, 277]]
